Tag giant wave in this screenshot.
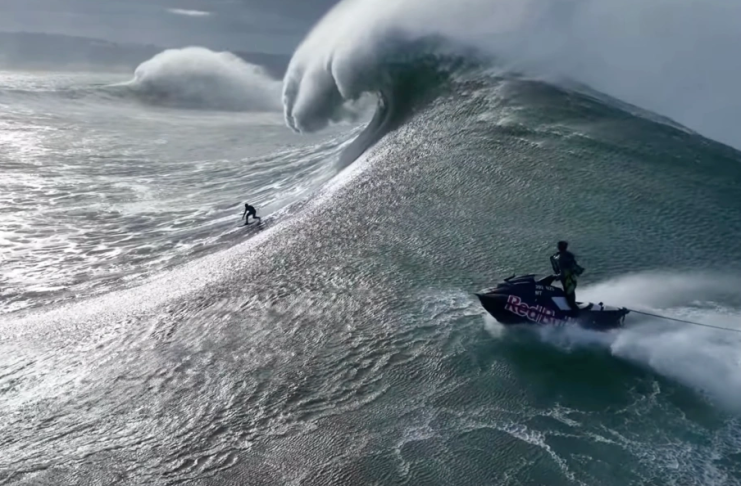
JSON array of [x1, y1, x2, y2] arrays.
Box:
[[283, 0, 741, 153]]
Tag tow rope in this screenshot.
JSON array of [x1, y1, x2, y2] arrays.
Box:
[[629, 309, 741, 334]]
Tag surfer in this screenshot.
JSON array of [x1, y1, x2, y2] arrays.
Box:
[[242, 203, 262, 225], [550, 240, 584, 314]]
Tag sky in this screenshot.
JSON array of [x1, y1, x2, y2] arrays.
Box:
[[0, 0, 340, 53]]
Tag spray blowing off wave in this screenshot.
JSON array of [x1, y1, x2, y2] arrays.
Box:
[[125, 47, 283, 112], [282, 15, 474, 135], [283, 30, 479, 166], [284, 0, 741, 149]]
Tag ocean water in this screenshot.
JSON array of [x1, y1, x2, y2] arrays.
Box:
[[2, 1, 741, 485]]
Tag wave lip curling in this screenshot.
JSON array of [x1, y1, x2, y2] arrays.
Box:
[[283, 0, 741, 149]]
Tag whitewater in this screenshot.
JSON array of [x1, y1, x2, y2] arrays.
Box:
[[284, 0, 741, 149], [1, 0, 741, 484]]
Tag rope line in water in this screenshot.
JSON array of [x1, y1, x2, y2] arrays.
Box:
[[629, 309, 741, 334]]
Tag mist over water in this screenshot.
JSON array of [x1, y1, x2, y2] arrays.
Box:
[[127, 47, 283, 111], [501, 273, 741, 413], [283, 0, 741, 148]]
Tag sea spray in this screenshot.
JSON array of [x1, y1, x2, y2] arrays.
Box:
[[284, 0, 741, 148], [130, 47, 282, 111], [528, 272, 741, 411]]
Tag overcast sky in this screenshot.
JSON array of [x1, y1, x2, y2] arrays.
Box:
[[0, 0, 340, 53]]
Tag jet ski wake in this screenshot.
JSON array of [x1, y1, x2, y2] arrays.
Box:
[[475, 274, 741, 334]]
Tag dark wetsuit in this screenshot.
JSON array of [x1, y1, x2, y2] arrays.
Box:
[[242, 204, 261, 225], [550, 250, 584, 314]]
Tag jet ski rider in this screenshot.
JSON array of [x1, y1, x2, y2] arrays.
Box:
[[550, 240, 584, 315]]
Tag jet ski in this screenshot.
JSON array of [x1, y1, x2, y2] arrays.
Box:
[[475, 274, 629, 331]]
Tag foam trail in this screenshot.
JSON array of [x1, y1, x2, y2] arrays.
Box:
[[538, 273, 741, 412], [128, 47, 282, 111], [284, 0, 741, 148], [483, 314, 506, 339]]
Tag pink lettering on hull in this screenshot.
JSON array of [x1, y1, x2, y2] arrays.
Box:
[[505, 295, 563, 325]]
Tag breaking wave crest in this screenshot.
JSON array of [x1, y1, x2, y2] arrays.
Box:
[[283, 31, 482, 167], [284, 0, 741, 151], [124, 47, 283, 111]]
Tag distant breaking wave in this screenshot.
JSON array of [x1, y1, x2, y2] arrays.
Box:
[[0, 47, 285, 113], [283, 0, 741, 151], [123, 47, 283, 112]]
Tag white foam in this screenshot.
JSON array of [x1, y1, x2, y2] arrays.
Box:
[[483, 314, 506, 339], [284, 0, 741, 148], [130, 47, 282, 111], [531, 272, 741, 411]]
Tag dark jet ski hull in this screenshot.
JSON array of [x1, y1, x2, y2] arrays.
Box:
[[476, 274, 629, 331]]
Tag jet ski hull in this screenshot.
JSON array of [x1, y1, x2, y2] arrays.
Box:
[[476, 274, 629, 331]]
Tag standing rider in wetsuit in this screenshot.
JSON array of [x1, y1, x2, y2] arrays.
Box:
[[242, 203, 262, 225], [550, 240, 584, 315]]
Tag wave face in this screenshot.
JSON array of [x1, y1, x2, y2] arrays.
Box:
[[4, 64, 741, 484], [283, 0, 741, 149], [125, 47, 283, 111], [3, 5, 741, 485], [0, 69, 363, 315]]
